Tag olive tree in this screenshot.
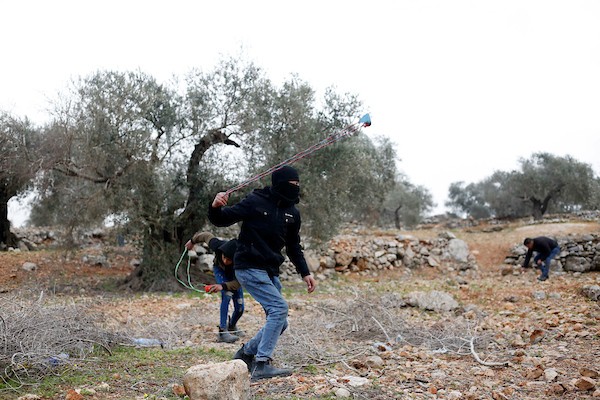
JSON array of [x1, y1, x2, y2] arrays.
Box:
[[382, 174, 435, 229], [446, 152, 599, 220], [514, 152, 597, 219], [35, 59, 264, 290], [33, 69, 187, 288], [0, 112, 42, 247], [480, 171, 529, 218], [445, 181, 491, 219]]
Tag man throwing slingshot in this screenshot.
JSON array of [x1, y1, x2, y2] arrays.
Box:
[[208, 165, 316, 381]]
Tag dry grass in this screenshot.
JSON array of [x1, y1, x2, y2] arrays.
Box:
[[277, 293, 506, 371], [0, 293, 125, 390]]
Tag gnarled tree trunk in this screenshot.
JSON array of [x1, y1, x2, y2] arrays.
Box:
[[0, 189, 18, 249]]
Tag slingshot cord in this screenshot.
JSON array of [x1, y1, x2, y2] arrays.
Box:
[[225, 114, 371, 195], [174, 248, 206, 293]]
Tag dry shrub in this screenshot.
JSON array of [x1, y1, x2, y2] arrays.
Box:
[[0, 293, 125, 389], [277, 292, 499, 367]]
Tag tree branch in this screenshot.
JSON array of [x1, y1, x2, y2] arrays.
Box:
[[469, 337, 508, 367]]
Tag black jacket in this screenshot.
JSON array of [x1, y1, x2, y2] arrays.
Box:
[[208, 187, 310, 278], [523, 236, 559, 267]]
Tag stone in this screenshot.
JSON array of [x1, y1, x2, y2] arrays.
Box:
[[22, 262, 37, 272], [64, 389, 83, 400], [405, 290, 459, 312], [447, 238, 470, 262], [339, 375, 370, 387], [365, 355, 384, 368], [335, 251, 354, 267], [574, 377, 596, 391], [183, 360, 249, 400], [582, 285, 600, 301], [544, 368, 558, 382], [581, 368, 600, 378], [334, 388, 351, 397], [304, 250, 320, 273]]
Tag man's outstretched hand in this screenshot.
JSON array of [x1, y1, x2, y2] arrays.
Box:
[[303, 275, 316, 293]]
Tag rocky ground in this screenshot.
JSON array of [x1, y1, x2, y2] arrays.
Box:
[[1, 219, 599, 399]]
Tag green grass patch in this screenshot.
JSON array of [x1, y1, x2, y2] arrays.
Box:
[[0, 345, 230, 399]]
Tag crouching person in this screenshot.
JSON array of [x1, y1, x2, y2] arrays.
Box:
[[186, 232, 245, 343]]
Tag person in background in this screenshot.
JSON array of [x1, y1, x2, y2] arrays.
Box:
[[208, 165, 316, 381], [186, 232, 244, 343], [522, 236, 561, 282]]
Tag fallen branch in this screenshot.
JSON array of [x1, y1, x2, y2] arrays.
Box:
[[371, 316, 391, 343], [469, 337, 509, 367]]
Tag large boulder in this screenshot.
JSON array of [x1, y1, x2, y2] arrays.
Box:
[[405, 290, 459, 312], [447, 239, 470, 263], [183, 360, 249, 400], [564, 256, 592, 272]]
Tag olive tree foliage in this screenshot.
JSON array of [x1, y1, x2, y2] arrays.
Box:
[[301, 131, 397, 242], [479, 171, 530, 218], [445, 181, 491, 219], [177, 58, 267, 234], [587, 176, 600, 210], [446, 152, 599, 220], [237, 79, 398, 243], [515, 152, 598, 219], [381, 174, 435, 229], [0, 112, 43, 247], [31, 71, 182, 238]]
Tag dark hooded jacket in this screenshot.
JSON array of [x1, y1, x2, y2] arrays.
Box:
[[208, 237, 241, 291], [208, 187, 310, 278]]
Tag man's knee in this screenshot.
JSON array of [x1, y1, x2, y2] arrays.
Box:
[[222, 292, 233, 300], [269, 300, 288, 318], [235, 299, 245, 312]]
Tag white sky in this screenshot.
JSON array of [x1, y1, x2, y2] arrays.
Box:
[[3, 0, 600, 225]]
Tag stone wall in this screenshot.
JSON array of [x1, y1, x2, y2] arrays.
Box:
[[10, 227, 125, 251], [279, 231, 479, 281], [11, 227, 479, 282], [503, 233, 600, 273]]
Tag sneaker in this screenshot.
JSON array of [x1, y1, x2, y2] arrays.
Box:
[[537, 275, 548, 281], [218, 328, 239, 343], [233, 344, 254, 371], [250, 360, 292, 381], [228, 324, 246, 337], [228, 316, 245, 337]]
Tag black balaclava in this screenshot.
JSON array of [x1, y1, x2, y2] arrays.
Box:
[[271, 165, 300, 205]]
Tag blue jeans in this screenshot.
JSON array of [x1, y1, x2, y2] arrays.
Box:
[[213, 265, 244, 329], [234, 268, 288, 362], [534, 246, 561, 279]]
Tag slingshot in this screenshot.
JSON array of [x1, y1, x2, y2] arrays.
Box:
[[224, 113, 371, 195]]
